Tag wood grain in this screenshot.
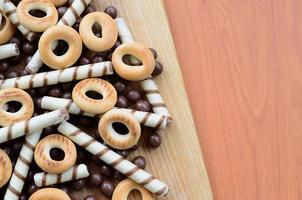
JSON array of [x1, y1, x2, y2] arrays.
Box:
[[164, 0, 302, 199], [69, 0, 213, 199]]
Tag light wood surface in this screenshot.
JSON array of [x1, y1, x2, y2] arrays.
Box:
[[70, 0, 212, 199], [164, 0, 302, 199]]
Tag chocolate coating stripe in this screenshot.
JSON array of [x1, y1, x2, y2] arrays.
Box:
[[69, 5, 79, 19], [80, 0, 88, 7], [144, 89, 160, 94], [155, 187, 169, 196], [95, 148, 110, 157], [61, 18, 69, 25], [72, 165, 79, 179], [154, 115, 165, 129], [141, 112, 151, 125], [19, 154, 31, 166], [81, 138, 94, 148], [5, 8, 14, 17], [13, 171, 26, 182], [56, 174, 62, 184], [7, 185, 21, 196], [58, 122, 169, 196], [151, 103, 167, 108], [24, 140, 35, 151], [7, 125, 12, 141], [70, 130, 82, 137], [42, 174, 47, 186]]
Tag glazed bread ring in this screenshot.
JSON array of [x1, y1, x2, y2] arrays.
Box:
[[29, 188, 71, 200], [79, 12, 118, 52], [0, 14, 16, 45], [39, 25, 82, 69], [0, 149, 12, 188], [16, 0, 58, 32], [112, 179, 153, 200], [98, 109, 141, 149], [0, 88, 34, 127], [112, 42, 155, 81], [72, 78, 117, 114], [49, 0, 68, 7], [34, 134, 77, 174]]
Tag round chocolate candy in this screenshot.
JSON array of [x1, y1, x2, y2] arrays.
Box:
[[104, 6, 117, 19], [147, 133, 161, 148], [116, 95, 128, 108], [132, 155, 147, 169], [100, 180, 114, 197], [152, 61, 164, 76], [126, 89, 141, 102], [135, 100, 151, 112], [89, 173, 103, 186]]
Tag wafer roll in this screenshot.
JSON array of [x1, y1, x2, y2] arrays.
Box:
[[0, 43, 19, 60], [41, 96, 171, 129], [25, 0, 91, 74], [0, 62, 113, 90], [0, 0, 4, 27], [116, 18, 171, 117], [4, 131, 42, 200], [3, 1, 35, 41], [0, 108, 69, 144], [140, 78, 171, 117], [34, 164, 89, 187], [58, 122, 169, 196]]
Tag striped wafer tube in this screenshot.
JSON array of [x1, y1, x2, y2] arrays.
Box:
[[4, 131, 42, 200], [115, 17, 171, 117], [34, 164, 89, 187], [3, 0, 36, 41], [139, 78, 171, 117], [41, 96, 171, 129], [25, 0, 91, 74], [0, 62, 113, 90], [58, 121, 169, 196], [0, 0, 4, 27], [0, 108, 69, 144], [0, 43, 19, 60]]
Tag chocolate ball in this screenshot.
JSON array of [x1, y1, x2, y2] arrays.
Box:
[[135, 100, 151, 112], [91, 55, 105, 63], [72, 179, 85, 190], [23, 42, 35, 55], [113, 81, 126, 94], [19, 69, 29, 76], [35, 97, 43, 110], [149, 48, 158, 59], [9, 55, 22, 64], [57, 6, 68, 18], [147, 133, 161, 148], [62, 91, 72, 99], [130, 143, 139, 150], [37, 87, 48, 95], [116, 95, 128, 108], [68, 0, 74, 5], [84, 195, 96, 200], [104, 6, 117, 19], [28, 184, 38, 195], [152, 61, 163, 76], [6, 70, 19, 78], [85, 5, 95, 14], [10, 36, 21, 48], [79, 116, 92, 126], [89, 173, 103, 186], [100, 165, 113, 177], [100, 180, 114, 197], [132, 156, 146, 169], [78, 56, 90, 65], [48, 87, 62, 97], [107, 53, 112, 61], [0, 61, 9, 73], [126, 89, 141, 102], [113, 170, 124, 181], [73, 22, 80, 32], [116, 150, 128, 158], [27, 89, 37, 98], [19, 195, 27, 200], [60, 186, 69, 194], [61, 83, 73, 91], [77, 149, 86, 161], [113, 40, 121, 49], [43, 126, 56, 135]]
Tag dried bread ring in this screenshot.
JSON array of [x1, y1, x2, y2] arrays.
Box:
[[34, 134, 77, 174], [79, 11, 118, 52], [49, 0, 68, 7], [39, 25, 82, 69], [112, 42, 155, 81], [0, 14, 16, 45], [98, 109, 141, 149], [112, 179, 153, 200], [0, 88, 34, 127], [0, 149, 12, 188], [72, 78, 117, 114], [29, 188, 71, 200], [16, 0, 58, 32]]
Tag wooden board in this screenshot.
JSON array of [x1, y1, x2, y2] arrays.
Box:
[[77, 0, 212, 199]]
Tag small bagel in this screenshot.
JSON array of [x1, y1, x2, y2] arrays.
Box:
[[34, 134, 77, 174], [29, 188, 71, 200], [0, 14, 16, 45], [112, 179, 153, 200], [0, 149, 12, 188], [79, 11, 118, 52], [72, 78, 117, 114], [17, 0, 58, 32], [39, 25, 82, 69], [98, 109, 141, 149], [0, 88, 34, 127], [112, 42, 155, 81], [49, 0, 68, 7]]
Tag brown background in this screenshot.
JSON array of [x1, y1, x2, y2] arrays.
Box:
[[164, 0, 302, 199]]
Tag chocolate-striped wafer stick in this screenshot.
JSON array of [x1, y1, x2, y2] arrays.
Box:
[[58, 122, 169, 196], [0, 0, 4, 27], [0, 108, 69, 144], [34, 164, 89, 187], [41, 96, 171, 129], [4, 131, 42, 200], [0, 62, 113, 90], [25, 0, 91, 74], [3, 0, 35, 41], [115, 17, 171, 117], [0, 43, 19, 60]]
